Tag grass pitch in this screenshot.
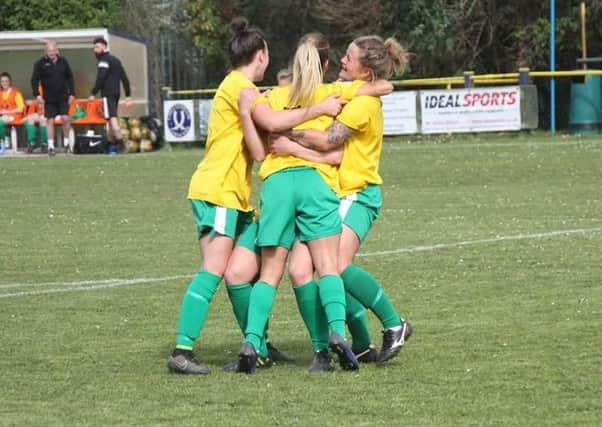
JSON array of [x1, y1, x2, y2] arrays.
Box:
[[1, 132, 600, 426]]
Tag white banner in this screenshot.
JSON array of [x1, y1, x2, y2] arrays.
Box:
[[382, 91, 418, 135], [197, 99, 213, 138], [163, 100, 196, 142], [420, 86, 521, 134]]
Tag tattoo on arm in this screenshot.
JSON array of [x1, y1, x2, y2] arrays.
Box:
[[327, 121, 353, 145], [289, 129, 315, 149], [289, 130, 305, 139]]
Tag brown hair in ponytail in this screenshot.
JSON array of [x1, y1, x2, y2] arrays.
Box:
[[228, 16, 267, 68], [353, 36, 409, 80]]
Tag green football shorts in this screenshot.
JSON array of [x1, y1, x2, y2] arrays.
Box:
[[258, 167, 342, 249], [190, 199, 254, 240], [339, 184, 382, 242], [235, 219, 261, 254]]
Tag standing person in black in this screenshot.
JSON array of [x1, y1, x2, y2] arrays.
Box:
[[31, 41, 75, 156], [89, 37, 132, 153]]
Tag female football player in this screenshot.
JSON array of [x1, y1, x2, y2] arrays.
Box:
[[271, 35, 413, 366]]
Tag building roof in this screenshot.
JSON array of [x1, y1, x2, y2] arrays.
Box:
[[0, 29, 144, 51]]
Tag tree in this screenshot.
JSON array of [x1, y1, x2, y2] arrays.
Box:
[[120, 0, 168, 115], [311, 0, 397, 79], [0, 0, 123, 31], [184, 0, 238, 84]]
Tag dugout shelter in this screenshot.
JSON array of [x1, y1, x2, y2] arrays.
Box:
[[0, 28, 149, 117]]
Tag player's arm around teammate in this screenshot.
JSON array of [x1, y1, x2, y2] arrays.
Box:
[[269, 138, 343, 165], [242, 44, 393, 136], [245, 77, 392, 135]]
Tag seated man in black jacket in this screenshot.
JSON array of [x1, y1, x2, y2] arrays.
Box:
[[89, 37, 132, 153]]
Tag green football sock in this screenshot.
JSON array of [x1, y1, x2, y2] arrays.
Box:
[[39, 126, 48, 144], [293, 280, 329, 352], [24, 122, 37, 145], [345, 291, 372, 352], [260, 320, 268, 358], [318, 274, 347, 338], [226, 282, 268, 356], [244, 281, 276, 354], [175, 269, 221, 349], [342, 264, 402, 330], [0, 121, 6, 140], [226, 283, 252, 335], [264, 319, 270, 341]]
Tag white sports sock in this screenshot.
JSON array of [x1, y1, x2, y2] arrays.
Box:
[[48, 139, 55, 149]]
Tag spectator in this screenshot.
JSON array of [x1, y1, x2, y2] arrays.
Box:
[[31, 41, 75, 156], [24, 95, 49, 154], [276, 68, 292, 87], [89, 37, 132, 153], [0, 72, 25, 151]]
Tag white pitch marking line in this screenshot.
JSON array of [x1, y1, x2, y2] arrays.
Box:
[[1, 228, 600, 298], [0, 278, 123, 290], [0, 275, 192, 298], [0, 275, 191, 290], [356, 227, 602, 257]]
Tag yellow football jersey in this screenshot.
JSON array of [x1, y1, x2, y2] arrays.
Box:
[[187, 70, 256, 211], [335, 96, 384, 195], [257, 80, 364, 192]]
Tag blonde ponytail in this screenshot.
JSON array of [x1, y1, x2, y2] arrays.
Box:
[[288, 43, 323, 108], [288, 33, 330, 108]]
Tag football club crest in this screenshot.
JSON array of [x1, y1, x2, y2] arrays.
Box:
[[167, 103, 192, 138]]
